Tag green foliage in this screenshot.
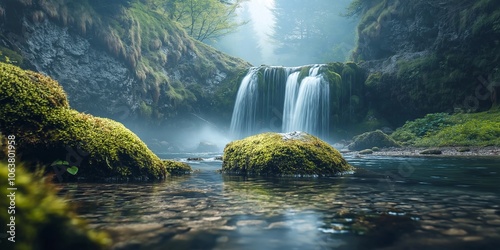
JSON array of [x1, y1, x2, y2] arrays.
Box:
[[0, 162, 111, 249], [343, 0, 365, 18], [324, 62, 367, 129], [139, 101, 153, 118], [222, 132, 353, 176], [5, 0, 250, 122], [0, 62, 190, 179], [51, 160, 79, 175], [272, 0, 357, 64], [166, 0, 246, 42], [348, 130, 400, 151], [163, 159, 192, 175], [391, 109, 500, 147], [0, 46, 23, 66], [392, 113, 451, 139]]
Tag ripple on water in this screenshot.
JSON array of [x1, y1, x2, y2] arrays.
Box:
[[58, 156, 500, 249]]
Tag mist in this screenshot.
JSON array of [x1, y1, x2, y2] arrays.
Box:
[[209, 0, 357, 66], [123, 116, 233, 154]]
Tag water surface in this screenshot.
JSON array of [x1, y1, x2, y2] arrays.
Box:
[[59, 154, 500, 249]]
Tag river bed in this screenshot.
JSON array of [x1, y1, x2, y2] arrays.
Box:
[[58, 154, 500, 249]]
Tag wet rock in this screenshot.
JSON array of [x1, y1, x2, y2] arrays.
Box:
[[359, 149, 374, 155], [458, 147, 471, 152], [420, 149, 443, 155], [267, 222, 289, 229], [348, 130, 401, 151], [442, 228, 467, 236], [187, 157, 204, 161], [236, 220, 267, 227]]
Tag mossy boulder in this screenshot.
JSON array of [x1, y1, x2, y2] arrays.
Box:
[[163, 160, 192, 175], [0, 162, 111, 249], [0, 62, 190, 180], [221, 132, 352, 176], [348, 130, 401, 151]]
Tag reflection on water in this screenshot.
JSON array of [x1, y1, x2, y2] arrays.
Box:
[[59, 154, 500, 249]]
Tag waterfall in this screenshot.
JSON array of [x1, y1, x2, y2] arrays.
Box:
[[282, 72, 300, 132], [288, 67, 330, 139], [230, 65, 330, 139], [229, 68, 259, 138]]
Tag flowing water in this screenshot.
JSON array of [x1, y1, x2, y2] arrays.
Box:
[[58, 153, 500, 250], [229, 65, 331, 139]]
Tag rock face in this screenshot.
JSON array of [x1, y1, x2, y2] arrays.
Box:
[[20, 21, 137, 117], [348, 130, 400, 151], [354, 0, 500, 124], [0, 62, 190, 180], [0, 0, 250, 123], [222, 131, 353, 176]]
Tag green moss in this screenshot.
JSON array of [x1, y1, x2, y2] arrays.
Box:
[[8, 0, 250, 122], [163, 160, 192, 175], [391, 109, 500, 147], [297, 66, 312, 83], [222, 132, 353, 176], [0, 62, 190, 179], [0, 162, 111, 249], [0, 46, 23, 66], [348, 130, 400, 151]]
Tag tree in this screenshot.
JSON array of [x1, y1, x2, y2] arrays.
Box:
[[271, 0, 356, 65], [165, 0, 247, 42]]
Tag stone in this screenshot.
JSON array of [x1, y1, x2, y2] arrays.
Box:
[[348, 130, 400, 151], [359, 149, 374, 155], [0, 62, 189, 180], [419, 149, 443, 155], [442, 228, 467, 236], [221, 132, 352, 176]]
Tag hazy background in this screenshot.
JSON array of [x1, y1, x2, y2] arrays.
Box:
[[208, 0, 358, 66]]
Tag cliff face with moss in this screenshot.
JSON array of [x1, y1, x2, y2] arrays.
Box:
[[0, 0, 250, 124], [353, 0, 500, 125]]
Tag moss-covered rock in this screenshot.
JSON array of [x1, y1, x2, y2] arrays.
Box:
[[348, 130, 400, 151], [0, 62, 190, 180], [163, 160, 192, 175], [0, 162, 111, 249], [221, 131, 352, 176]]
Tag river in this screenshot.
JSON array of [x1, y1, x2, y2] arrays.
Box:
[[58, 153, 500, 249]]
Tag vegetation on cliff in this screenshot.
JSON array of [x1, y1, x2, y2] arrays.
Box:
[[391, 109, 500, 147], [350, 0, 500, 125], [222, 132, 352, 176], [0, 0, 250, 122], [0, 62, 190, 180], [0, 162, 111, 249]]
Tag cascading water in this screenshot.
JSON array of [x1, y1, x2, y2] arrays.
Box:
[[282, 72, 300, 133], [287, 67, 330, 139], [230, 65, 330, 139], [229, 68, 259, 138]]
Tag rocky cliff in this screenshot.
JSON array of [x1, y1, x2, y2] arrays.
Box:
[[352, 0, 499, 125], [0, 0, 250, 125]]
